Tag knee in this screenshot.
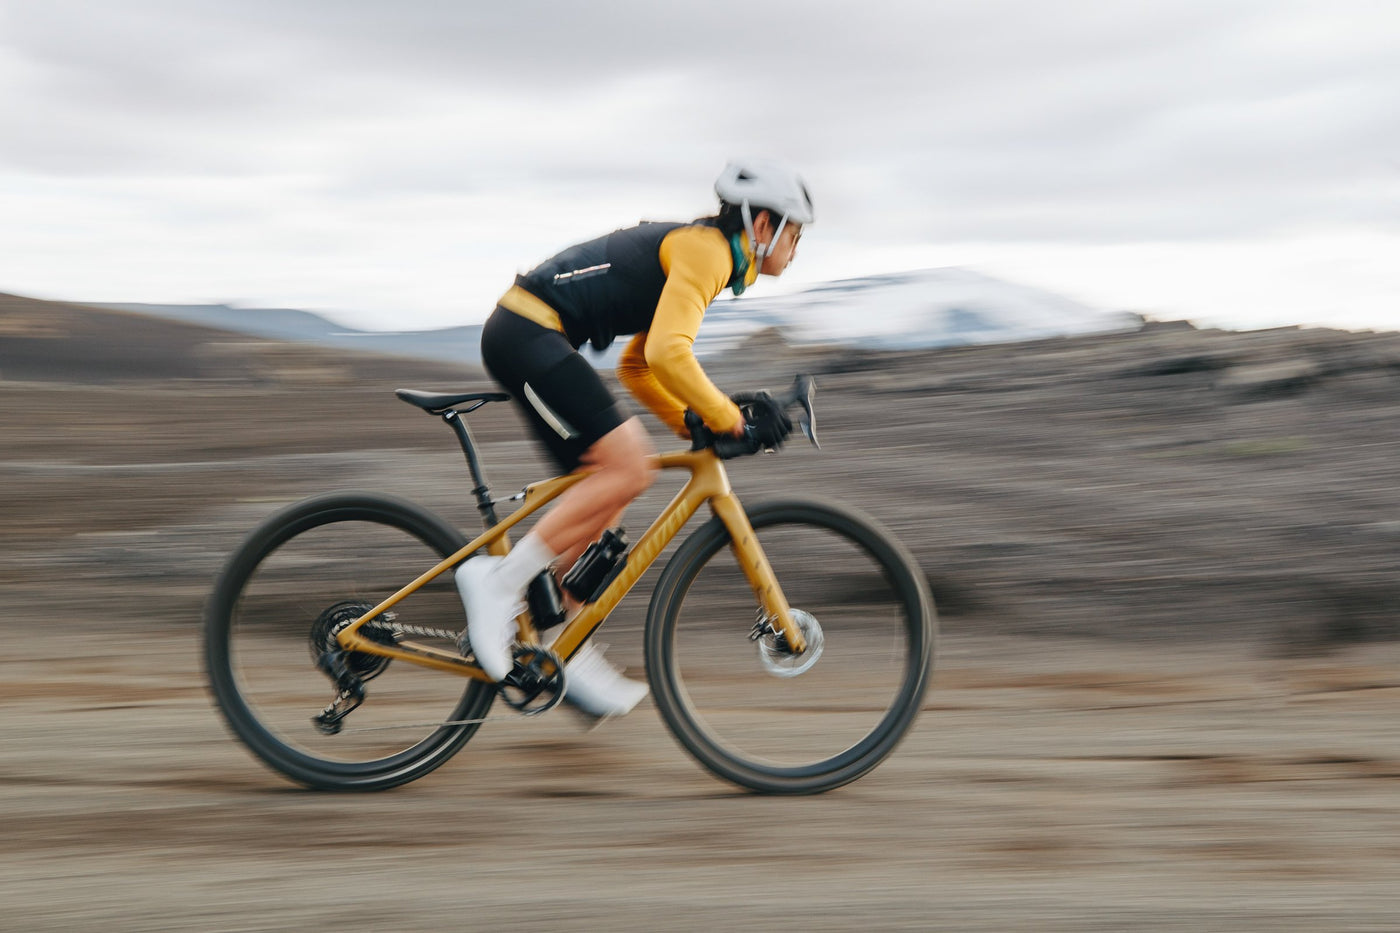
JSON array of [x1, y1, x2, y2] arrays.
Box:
[[614, 433, 656, 497], [628, 449, 658, 496], [593, 420, 656, 497]]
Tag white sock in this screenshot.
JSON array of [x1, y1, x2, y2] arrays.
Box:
[[492, 531, 558, 596]]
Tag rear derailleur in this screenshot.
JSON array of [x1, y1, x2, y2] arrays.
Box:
[[310, 600, 398, 735], [312, 649, 366, 735]]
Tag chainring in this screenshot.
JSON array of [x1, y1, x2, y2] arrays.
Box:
[[498, 643, 566, 716]]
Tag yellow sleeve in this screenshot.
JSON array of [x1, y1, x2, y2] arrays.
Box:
[[616, 331, 692, 437], [630, 225, 745, 435]]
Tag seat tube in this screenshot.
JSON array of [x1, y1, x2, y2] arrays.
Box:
[[708, 494, 807, 653]]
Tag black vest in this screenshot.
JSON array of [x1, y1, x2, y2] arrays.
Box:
[[517, 220, 734, 352]]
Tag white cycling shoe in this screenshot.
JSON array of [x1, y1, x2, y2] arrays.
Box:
[[561, 643, 649, 718], [458, 558, 647, 717], [455, 556, 521, 682]]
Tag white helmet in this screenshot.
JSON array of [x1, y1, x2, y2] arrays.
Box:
[[715, 158, 814, 259], [715, 158, 815, 225]]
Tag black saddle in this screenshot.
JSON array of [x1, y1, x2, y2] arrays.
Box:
[[394, 388, 510, 415]]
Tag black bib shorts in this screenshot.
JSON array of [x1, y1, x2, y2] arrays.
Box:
[[479, 306, 630, 473]]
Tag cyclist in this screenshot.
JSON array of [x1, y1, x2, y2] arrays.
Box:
[[458, 158, 814, 718]]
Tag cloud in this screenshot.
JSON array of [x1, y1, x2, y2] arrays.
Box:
[[2, 0, 1399, 328]]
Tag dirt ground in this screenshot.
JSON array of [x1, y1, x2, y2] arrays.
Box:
[[5, 630, 1399, 931], [3, 295, 1399, 930]]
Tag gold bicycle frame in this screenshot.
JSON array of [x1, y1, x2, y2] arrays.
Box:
[[336, 447, 805, 679]]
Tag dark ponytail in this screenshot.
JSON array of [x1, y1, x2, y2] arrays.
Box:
[[698, 201, 782, 236]]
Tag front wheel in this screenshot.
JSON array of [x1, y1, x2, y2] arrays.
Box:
[[204, 492, 494, 791], [646, 500, 935, 794]]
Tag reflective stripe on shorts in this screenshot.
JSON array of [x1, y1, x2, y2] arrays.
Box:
[[524, 381, 579, 439]]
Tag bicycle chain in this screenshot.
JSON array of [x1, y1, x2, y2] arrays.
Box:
[[362, 620, 462, 642]]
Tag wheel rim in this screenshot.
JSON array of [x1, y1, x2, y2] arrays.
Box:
[[220, 509, 483, 774], [661, 510, 926, 778]]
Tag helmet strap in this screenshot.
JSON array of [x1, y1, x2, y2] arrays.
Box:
[[768, 214, 790, 255], [741, 200, 790, 261], [740, 200, 761, 259]]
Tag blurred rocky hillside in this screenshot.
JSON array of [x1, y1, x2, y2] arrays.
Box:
[[3, 291, 1397, 649]]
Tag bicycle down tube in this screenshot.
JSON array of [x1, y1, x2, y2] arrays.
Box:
[[335, 448, 805, 678]]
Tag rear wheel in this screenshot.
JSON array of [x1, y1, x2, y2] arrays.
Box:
[[646, 500, 934, 794], [204, 492, 493, 790]]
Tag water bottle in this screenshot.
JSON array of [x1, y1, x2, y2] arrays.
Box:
[[561, 527, 629, 603], [527, 570, 566, 629]]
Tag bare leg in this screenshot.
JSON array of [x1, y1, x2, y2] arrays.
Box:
[[534, 418, 655, 558]]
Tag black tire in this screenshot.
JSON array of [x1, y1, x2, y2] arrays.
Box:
[[645, 500, 934, 794], [203, 492, 494, 791]]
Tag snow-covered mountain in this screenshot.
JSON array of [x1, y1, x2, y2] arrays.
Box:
[[696, 268, 1140, 354], [90, 268, 1140, 367]]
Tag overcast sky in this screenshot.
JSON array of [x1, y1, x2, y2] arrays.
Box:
[[3, 0, 1398, 332]]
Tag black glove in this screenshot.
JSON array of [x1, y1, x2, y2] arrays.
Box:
[[710, 424, 764, 460], [684, 390, 793, 460], [730, 390, 793, 450]]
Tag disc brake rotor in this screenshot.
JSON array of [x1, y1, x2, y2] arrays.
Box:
[[755, 608, 824, 678]]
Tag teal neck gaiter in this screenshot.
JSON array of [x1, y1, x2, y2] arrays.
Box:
[[727, 232, 752, 296]]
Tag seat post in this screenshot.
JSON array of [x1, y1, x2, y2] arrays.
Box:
[[441, 409, 500, 527]]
